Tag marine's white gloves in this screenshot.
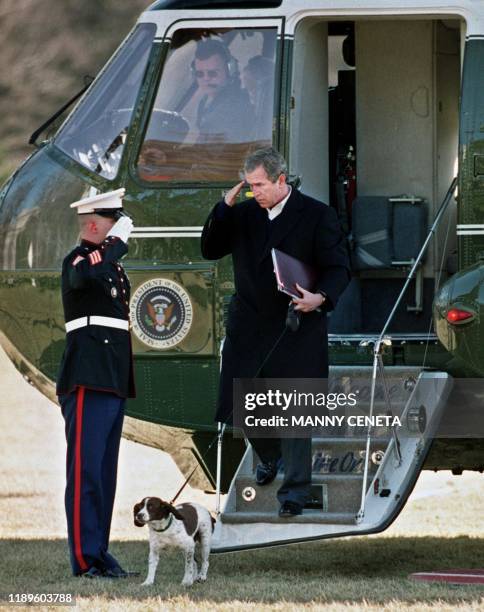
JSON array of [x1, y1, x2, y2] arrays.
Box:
[[107, 216, 134, 244]]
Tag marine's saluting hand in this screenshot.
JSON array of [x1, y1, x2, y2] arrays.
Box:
[[107, 216, 134, 244], [224, 181, 246, 207]]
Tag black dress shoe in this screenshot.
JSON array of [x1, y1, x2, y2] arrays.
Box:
[[255, 460, 279, 486], [81, 567, 104, 579], [279, 501, 303, 517], [103, 566, 140, 579]]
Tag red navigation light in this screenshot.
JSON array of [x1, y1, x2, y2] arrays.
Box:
[[446, 308, 474, 324]]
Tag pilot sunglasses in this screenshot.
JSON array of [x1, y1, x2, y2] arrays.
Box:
[[194, 69, 221, 78]]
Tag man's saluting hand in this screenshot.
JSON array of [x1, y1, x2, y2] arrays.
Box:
[[224, 181, 246, 207]]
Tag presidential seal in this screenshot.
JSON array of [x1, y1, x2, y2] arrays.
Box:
[[130, 278, 193, 349]]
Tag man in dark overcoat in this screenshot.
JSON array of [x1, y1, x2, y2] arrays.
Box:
[[57, 188, 136, 577], [201, 148, 350, 516]]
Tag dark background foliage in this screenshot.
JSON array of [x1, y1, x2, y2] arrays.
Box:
[[0, 0, 148, 178]]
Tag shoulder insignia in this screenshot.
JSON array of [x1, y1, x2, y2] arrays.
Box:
[[72, 255, 85, 266], [88, 250, 102, 265]]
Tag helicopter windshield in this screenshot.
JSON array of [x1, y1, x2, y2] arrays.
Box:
[[55, 23, 156, 180], [137, 28, 277, 183]]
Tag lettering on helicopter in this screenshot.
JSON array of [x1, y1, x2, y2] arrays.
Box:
[[130, 278, 193, 349]]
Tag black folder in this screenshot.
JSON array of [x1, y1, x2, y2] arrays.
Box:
[[271, 248, 318, 299]]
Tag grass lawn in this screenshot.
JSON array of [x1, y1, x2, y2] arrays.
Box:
[[0, 347, 483, 610], [1, 536, 484, 611]]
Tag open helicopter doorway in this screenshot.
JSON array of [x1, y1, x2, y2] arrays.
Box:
[[213, 18, 461, 550], [289, 17, 461, 338]]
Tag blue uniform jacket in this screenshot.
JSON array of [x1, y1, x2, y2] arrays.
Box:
[[56, 235, 135, 398]]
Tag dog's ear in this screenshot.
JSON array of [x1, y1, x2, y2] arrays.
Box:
[[149, 498, 170, 521], [133, 501, 144, 527], [167, 504, 184, 521]]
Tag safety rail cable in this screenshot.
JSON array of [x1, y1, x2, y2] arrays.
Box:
[[356, 177, 458, 523]]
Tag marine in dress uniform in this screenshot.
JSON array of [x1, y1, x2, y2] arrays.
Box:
[[201, 148, 350, 517], [56, 188, 136, 578]]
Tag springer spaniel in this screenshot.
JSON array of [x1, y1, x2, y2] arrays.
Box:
[[133, 497, 215, 587]]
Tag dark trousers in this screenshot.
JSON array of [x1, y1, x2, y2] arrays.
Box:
[[249, 437, 312, 507], [59, 387, 125, 575]]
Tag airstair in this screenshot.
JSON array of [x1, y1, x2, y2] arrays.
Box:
[[211, 366, 452, 551]]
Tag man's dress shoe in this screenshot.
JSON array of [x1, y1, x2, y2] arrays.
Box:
[[279, 501, 303, 517], [103, 566, 140, 579], [81, 567, 104, 579], [255, 460, 279, 486]]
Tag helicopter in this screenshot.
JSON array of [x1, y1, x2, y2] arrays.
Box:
[[0, 0, 483, 552]]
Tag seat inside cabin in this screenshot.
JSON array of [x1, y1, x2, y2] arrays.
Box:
[[289, 17, 462, 337]]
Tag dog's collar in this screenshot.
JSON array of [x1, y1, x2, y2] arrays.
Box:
[[151, 515, 173, 532]]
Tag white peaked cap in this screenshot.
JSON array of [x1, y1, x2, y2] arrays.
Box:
[[70, 188, 126, 214]]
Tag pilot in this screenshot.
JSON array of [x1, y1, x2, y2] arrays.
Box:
[[194, 39, 254, 144], [56, 188, 136, 578]]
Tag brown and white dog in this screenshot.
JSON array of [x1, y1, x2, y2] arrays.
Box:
[[133, 497, 215, 587]]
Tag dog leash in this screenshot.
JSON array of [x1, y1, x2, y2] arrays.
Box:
[[170, 434, 220, 504], [170, 321, 290, 504]]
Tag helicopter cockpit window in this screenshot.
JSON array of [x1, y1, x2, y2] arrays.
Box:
[[55, 23, 155, 180], [137, 28, 277, 183]]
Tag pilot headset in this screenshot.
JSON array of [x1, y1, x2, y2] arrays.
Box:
[[191, 39, 239, 80]]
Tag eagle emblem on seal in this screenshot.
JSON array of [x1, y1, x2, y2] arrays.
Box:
[[145, 299, 177, 332]]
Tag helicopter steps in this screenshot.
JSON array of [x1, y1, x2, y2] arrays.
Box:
[[218, 432, 394, 528], [221, 437, 385, 525], [234, 473, 364, 514], [221, 511, 357, 525], [211, 368, 453, 552]]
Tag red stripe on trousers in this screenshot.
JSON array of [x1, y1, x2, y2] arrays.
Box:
[[74, 386, 88, 571]]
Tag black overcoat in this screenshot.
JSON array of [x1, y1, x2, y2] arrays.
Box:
[[56, 235, 136, 399], [201, 188, 351, 423]]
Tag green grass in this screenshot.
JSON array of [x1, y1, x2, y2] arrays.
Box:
[[1, 347, 483, 611], [1, 536, 483, 610]]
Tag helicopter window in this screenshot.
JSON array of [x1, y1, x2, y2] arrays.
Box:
[[55, 23, 156, 180], [137, 28, 277, 183]]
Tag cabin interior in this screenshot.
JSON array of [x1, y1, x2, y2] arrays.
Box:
[[289, 18, 462, 336]]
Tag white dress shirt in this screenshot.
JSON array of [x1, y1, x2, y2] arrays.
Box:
[[267, 186, 292, 221]]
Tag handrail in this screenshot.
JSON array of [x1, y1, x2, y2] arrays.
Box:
[[215, 338, 226, 515], [215, 422, 226, 515], [356, 177, 458, 523]]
